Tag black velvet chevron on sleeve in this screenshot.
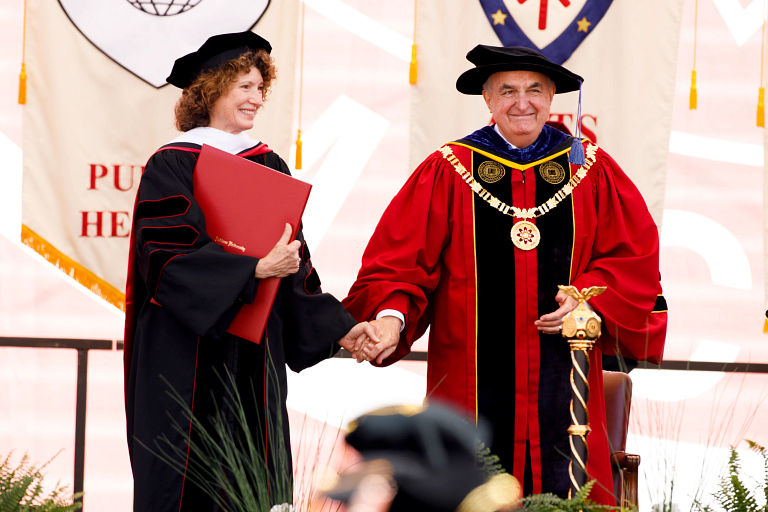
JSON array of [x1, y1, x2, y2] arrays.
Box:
[[134, 149, 259, 337]]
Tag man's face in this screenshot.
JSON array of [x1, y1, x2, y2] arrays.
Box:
[[482, 70, 556, 149]]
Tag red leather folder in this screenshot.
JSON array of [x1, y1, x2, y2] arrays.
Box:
[[193, 144, 312, 344]]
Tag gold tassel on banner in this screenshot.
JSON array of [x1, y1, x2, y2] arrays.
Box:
[[18, 64, 26, 105], [295, 1, 305, 170], [295, 129, 303, 170], [409, 0, 417, 84], [690, 0, 698, 110], [18, 0, 27, 105], [690, 70, 697, 110], [758, 0, 766, 127]]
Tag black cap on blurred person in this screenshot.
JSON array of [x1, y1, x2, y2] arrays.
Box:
[[323, 404, 521, 512]]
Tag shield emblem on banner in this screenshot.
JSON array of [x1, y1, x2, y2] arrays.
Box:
[[58, 0, 270, 88], [479, 0, 615, 64]]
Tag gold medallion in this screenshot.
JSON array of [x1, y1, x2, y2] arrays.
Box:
[[539, 161, 566, 184], [478, 160, 505, 183], [510, 221, 540, 250]]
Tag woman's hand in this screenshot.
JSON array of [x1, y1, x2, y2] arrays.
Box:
[[255, 223, 302, 279], [338, 322, 380, 359]]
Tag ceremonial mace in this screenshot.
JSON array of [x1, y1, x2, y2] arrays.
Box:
[[558, 285, 607, 498]]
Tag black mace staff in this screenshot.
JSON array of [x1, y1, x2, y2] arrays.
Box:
[[558, 285, 607, 498]]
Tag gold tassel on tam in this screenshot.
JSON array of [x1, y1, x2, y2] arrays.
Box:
[[409, 0, 417, 85], [689, 70, 697, 110], [18, 63, 27, 105]]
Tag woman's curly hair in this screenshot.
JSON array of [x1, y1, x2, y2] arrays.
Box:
[[174, 49, 276, 132]]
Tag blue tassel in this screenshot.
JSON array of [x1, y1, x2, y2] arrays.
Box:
[[568, 138, 585, 165], [568, 80, 585, 165]]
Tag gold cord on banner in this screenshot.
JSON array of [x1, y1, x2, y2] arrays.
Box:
[[758, 0, 766, 127], [409, 0, 418, 84], [18, 0, 28, 105], [295, 1, 306, 169], [690, 0, 699, 110]]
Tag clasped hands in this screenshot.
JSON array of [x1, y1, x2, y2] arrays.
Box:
[[337, 316, 402, 364]]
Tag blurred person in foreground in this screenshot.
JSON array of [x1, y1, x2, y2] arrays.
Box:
[[323, 404, 521, 512], [344, 46, 667, 504], [123, 32, 376, 511]]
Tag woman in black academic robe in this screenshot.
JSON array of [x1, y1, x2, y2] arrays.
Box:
[[123, 32, 374, 512]]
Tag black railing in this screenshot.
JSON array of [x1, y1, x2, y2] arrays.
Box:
[[2, 335, 767, 510], [0, 337, 114, 510]]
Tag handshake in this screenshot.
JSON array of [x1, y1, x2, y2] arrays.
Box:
[[336, 316, 403, 365]]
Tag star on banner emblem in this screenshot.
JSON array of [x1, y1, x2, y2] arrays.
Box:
[[479, 0, 616, 64]]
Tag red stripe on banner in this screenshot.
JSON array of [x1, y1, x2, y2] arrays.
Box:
[[539, 0, 548, 30]]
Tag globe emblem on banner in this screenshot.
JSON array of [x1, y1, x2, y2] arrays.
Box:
[[58, 0, 269, 87], [478, 0, 615, 64], [126, 0, 203, 16]]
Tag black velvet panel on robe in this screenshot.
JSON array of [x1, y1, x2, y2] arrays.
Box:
[[125, 144, 358, 512], [464, 138, 575, 498]]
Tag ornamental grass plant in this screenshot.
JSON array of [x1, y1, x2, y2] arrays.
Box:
[[139, 365, 292, 512], [628, 364, 768, 512], [141, 350, 354, 512]]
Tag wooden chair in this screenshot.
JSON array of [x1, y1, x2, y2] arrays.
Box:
[[602, 371, 640, 508]]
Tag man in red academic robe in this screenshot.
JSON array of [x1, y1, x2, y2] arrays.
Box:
[[343, 46, 667, 504]]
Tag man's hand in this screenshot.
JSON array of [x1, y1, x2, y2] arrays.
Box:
[[360, 316, 402, 365], [535, 290, 578, 335], [338, 322, 380, 358], [255, 223, 302, 279]]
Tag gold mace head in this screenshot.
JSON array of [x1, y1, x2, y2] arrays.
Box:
[[558, 285, 607, 342]]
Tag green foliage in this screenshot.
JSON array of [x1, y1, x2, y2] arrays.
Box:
[[0, 451, 82, 511], [518, 480, 633, 512], [694, 441, 768, 512], [476, 441, 506, 478]]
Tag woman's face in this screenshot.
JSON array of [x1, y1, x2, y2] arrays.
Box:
[[209, 68, 264, 134]]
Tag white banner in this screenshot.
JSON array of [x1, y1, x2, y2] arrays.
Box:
[[409, 0, 684, 225], [21, 0, 298, 310]]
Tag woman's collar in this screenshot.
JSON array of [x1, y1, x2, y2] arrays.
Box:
[[168, 126, 261, 155]]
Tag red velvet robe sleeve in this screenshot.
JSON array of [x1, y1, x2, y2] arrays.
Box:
[[570, 147, 667, 364], [342, 151, 454, 364]]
